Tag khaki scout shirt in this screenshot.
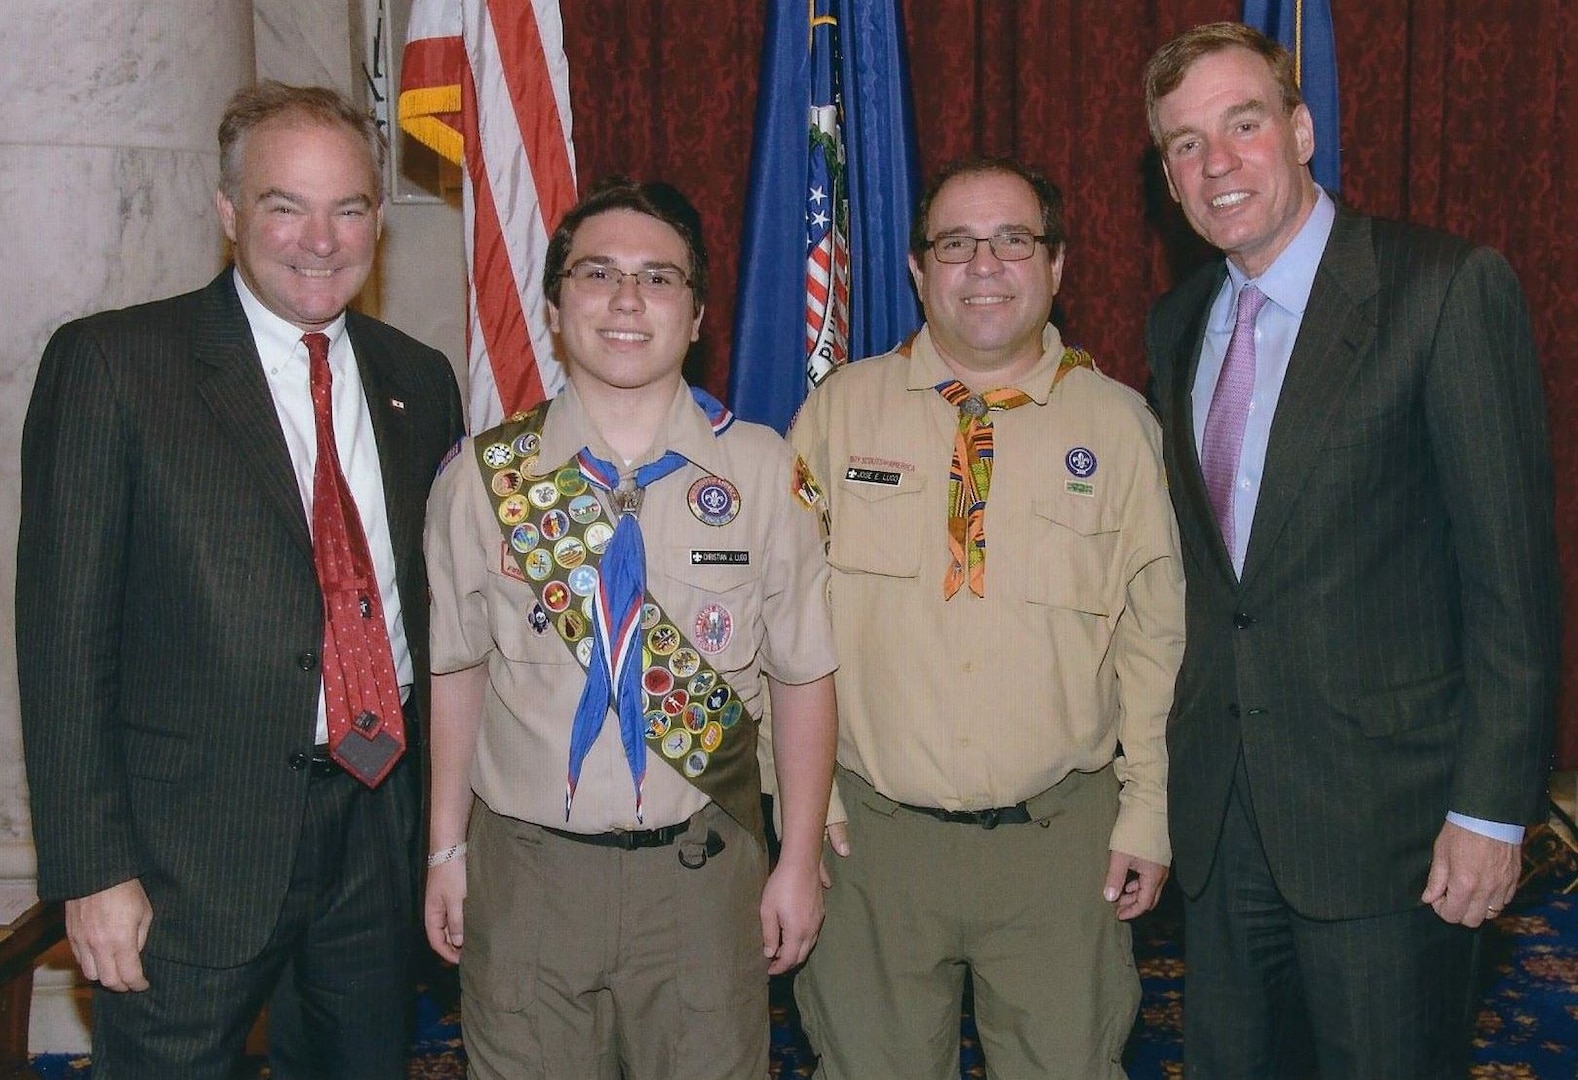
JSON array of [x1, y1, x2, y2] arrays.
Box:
[[427, 381, 837, 833], [789, 325, 1184, 863]]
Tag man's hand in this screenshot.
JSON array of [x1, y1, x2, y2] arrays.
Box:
[[761, 857, 824, 975], [65, 878, 153, 992], [818, 821, 851, 889], [1103, 851, 1168, 921], [424, 858, 467, 963], [1420, 820, 1520, 927]]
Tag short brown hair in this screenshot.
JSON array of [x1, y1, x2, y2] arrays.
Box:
[[909, 157, 1066, 263], [1143, 22, 1304, 146], [218, 81, 386, 201], [543, 176, 709, 309]]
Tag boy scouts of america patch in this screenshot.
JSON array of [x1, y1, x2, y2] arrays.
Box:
[[688, 475, 741, 526]]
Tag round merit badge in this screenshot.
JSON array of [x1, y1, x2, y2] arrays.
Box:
[[553, 536, 587, 570], [683, 702, 709, 733], [688, 475, 741, 526], [1065, 446, 1097, 478], [482, 442, 514, 469], [525, 548, 553, 581], [491, 469, 523, 497], [669, 647, 701, 680], [527, 480, 561, 509], [700, 721, 724, 753], [585, 521, 615, 554], [642, 666, 675, 699], [694, 603, 733, 654], [555, 466, 589, 498], [512, 431, 540, 457], [567, 565, 599, 597], [576, 637, 594, 666], [510, 522, 539, 553], [542, 580, 571, 613], [683, 749, 709, 778], [688, 670, 717, 697], [661, 728, 692, 760], [647, 624, 680, 656], [498, 495, 529, 526], [556, 609, 586, 641], [539, 509, 570, 541], [568, 493, 603, 525], [645, 711, 670, 739]]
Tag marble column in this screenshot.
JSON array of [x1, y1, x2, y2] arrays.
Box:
[[0, 0, 255, 1051]]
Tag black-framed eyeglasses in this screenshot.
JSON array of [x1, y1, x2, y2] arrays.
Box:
[[926, 230, 1048, 264], [561, 260, 691, 295]]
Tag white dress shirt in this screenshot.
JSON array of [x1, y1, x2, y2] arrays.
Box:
[[236, 271, 412, 744]]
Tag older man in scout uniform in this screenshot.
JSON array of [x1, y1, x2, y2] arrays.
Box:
[[422, 176, 838, 1080], [788, 157, 1186, 1079]]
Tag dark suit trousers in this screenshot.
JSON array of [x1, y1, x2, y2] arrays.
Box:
[[92, 757, 419, 1080], [1182, 755, 1479, 1080]]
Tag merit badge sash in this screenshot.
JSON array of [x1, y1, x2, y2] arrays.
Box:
[[475, 396, 766, 845]]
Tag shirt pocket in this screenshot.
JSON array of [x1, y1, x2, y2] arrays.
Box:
[[662, 548, 765, 672], [486, 543, 578, 666], [827, 474, 928, 578], [1026, 493, 1119, 617]]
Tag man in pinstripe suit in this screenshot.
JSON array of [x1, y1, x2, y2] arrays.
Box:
[[16, 83, 463, 1078], [1143, 23, 1560, 1079]]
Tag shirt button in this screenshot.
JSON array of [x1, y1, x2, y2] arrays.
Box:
[[297, 650, 319, 671], [1233, 612, 1255, 630], [962, 660, 973, 673], [288, 751, 310, 770]]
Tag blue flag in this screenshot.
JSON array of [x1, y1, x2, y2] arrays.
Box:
[[1243, 0, 1341, 193], [728, 0, 923, 433]]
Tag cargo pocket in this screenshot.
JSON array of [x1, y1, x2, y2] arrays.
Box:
[[459, 808, 544, 1013], [663, 550, 764, 672], [674, 813, 767, 1012], [827, 473, 928, 578], [1025, 493, 1119, 618]]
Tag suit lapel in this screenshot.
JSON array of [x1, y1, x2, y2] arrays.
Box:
[[1167, 265, 1240, 583], [348, 315, 422, 576], [192, 272, 313, 556], [1239, 211, 1379, 588]]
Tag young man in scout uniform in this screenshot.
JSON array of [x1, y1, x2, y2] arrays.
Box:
[[789, 157, 1186, 1078], [422, 176, 838, 1080]]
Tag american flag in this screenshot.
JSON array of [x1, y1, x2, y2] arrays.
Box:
[[805, 106, 850, 386], [804, 15, 850, 388], [399, 0, 577, 431]]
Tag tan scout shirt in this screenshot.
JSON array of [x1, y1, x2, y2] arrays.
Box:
[[789, 325, 1184, 863], [427, 381, 838, 833]]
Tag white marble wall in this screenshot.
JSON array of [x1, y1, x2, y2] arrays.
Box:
[[2, 0, 256, 1052]]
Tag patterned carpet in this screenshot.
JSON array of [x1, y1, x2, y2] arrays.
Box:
[[32, 822, 1578, 1079]]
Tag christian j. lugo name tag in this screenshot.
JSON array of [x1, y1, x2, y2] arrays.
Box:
[[691, 550, 750, 565], [844, 467, 903, 486]]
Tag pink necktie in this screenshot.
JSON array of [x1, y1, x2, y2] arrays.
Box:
[[1200, 284, 1267, 556], [304, 332, 406, 787]]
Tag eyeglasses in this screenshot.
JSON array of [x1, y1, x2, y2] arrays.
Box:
[[926, 230, 1048, 264], [561, 260, 691, 295]]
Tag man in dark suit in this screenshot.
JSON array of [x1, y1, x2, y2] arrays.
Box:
[[1142, 23, 1560, 1079], [17, 81, 463, 1078]]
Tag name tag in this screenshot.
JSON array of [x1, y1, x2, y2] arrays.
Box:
[[844, 467, 903, 486], [690, 550, 750, 565]]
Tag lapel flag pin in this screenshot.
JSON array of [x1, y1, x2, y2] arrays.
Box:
[[390, 398, 406, 411]]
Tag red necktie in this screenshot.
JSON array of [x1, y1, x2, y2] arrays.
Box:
[[304, 332, 405, 787]]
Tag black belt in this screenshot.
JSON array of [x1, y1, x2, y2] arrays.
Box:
[[540, 822, 689, 850], [894, 800, 1034, 829]]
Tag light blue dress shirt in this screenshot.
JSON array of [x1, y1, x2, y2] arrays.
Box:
[[1189, 190, 1522, 846]]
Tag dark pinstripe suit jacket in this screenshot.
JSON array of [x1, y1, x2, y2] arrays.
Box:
[[1146, 208, 1561, 920], [17, 270, 464, 966]]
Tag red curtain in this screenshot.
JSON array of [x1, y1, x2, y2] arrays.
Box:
[[561, 0, 1578, 769]]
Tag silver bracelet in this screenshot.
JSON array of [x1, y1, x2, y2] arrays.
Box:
[[427, 842, 467, 868]]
